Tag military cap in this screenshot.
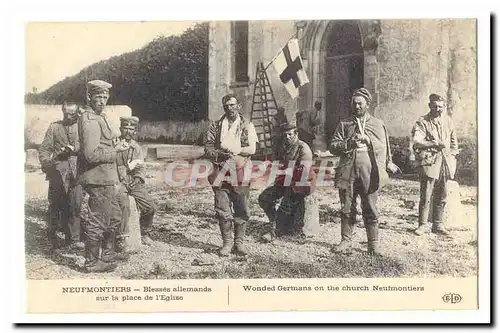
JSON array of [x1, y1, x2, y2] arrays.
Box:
[[429, 93, 445, 102], [280, 121, 297, 132], [352, 88, 372, 104], [120, 116, 140, 128], [87, 80, 112, 95]]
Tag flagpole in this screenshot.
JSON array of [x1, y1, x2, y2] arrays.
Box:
[[263, 31, 299, 72]]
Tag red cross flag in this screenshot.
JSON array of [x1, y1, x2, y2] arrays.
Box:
[[272, 38, 309, 99]]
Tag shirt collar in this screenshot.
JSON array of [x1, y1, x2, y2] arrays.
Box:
[[351, 113, 371, 122]]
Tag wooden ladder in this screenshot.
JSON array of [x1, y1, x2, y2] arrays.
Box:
[[250, 62, 279, 160]]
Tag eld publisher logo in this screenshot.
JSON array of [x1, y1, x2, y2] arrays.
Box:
[[442, 293, 463, 304]]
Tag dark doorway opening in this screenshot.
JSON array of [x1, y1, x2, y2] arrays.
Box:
[[324, 21, 364, 142]]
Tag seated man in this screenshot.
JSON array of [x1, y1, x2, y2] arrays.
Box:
[[115, 116, 157, 246], [259, 121, 316, 242]]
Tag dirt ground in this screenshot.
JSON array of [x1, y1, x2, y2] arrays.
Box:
[[24, 154, 478, 280]]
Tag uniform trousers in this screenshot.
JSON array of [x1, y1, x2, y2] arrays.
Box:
[[418, 162, 448, 225], [47, 173, 82, 242], [339, 149, 379, 222], [81, 185, 123, 242], [213, 183, 250, 226]]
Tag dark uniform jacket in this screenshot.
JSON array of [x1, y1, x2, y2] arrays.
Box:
[[77, 109, 119, 186], [329, 114, 392, 193], [38, 120, 80, 192], [274, 139, 316, 196], [116, 139, 146, 187]]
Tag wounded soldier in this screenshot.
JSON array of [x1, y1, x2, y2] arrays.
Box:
[[259, 121, 317, 242], [115, 116, 157, 247], [38, 102, 83, 250]]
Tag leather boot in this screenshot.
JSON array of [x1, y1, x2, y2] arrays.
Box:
[[84, 240, 117, 273], [431, 222, 450, 236], [218, 219, 233, 257], [331, 215, 353, 253], [431, 204, 450, 236], [414, 223, 427, 236], [365, 220, 381, 256], [232, 222, 248, 256], [101, 231, 130, 263], [140, 213, 155, 246]]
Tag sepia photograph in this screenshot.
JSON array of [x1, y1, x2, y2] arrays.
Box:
[[16, 6, 490, 318], [24, 18, 478, 280]]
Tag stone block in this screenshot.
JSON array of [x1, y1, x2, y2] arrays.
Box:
[[25, 149, 41, 167], [302, 195, 320, 237], [122, 196, 142, 253]]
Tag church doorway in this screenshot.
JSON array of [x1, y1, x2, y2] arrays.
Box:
[[324, 21, 364, 142]]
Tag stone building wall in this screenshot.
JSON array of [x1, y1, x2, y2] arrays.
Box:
[[209, 20, 299, 123], [376, 19, 476, 138]]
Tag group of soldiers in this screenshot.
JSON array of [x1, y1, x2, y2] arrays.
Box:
[[39, 80, 157, 273], [205, 88, 458, 257], [38, 78, 458, 273]]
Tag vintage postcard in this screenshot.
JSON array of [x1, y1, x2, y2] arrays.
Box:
[[14, 5, 491, 324]]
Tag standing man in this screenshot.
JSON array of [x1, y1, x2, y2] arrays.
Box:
[[259, 121, 315, 242], [204, 93, 259, 257], [116, 116, 156, 245], [329, 88, 400, 255], [296, 101, 322, 149], [77, 79, 130, 273], [412, 94, 458, 236], [39, 102, 84, 250]]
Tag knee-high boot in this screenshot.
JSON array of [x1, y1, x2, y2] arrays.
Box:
[[101, 230, 130, 263], [232, 221, 247, 256], [218, 219, 233, 257], [332, 215, 353, 253], [84, 239, 117, 273], [365, 220, 381, 256]]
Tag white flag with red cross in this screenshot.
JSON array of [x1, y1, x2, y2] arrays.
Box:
[[272, 38, 309, 99]]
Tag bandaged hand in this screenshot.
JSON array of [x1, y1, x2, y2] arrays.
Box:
[[387, 162, 402, 174], [128, 159, 143, 170]]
